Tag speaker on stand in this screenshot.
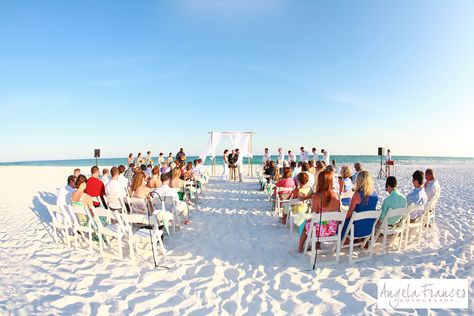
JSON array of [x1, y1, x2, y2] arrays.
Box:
[[94, 149, 100, 167], [377, 147, 386, 179]]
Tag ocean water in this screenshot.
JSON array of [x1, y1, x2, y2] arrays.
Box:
[[0, 155, 473, 167]]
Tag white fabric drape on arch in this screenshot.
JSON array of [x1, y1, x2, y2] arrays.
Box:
[[199, 132, 253, 163]]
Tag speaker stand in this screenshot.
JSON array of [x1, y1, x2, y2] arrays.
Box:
[[377, 155, 386, 179]]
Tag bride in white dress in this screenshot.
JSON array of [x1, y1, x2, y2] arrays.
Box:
[[221, 149, 230, 181]]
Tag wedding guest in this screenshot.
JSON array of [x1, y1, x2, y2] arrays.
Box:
[[378, 176, 406, 226], [71, 174, 95, 218], [184, 162, 194, 180], [105, 167, 128, 209], [161, 161, 170, 174], [424, 168, 441, 202], [288, 150, 296, 163], [130, 171, 151, 199], [145, 164, 153, 178], [338, 165, 353, 206], [153, 172, 190, 225], [73, 168, 81, 177], [147, 166, 162, 189], [284, 172, 313, 226], [407, 170, 428, 220], [341, 170, 378, 241], [56, 175, 76, 208], [298, 171, 340, 252], [170, 167, 184, 189], [118, 164, 129, 191], [100, 168, 110, 186], [264, 160, 276, 183], [290, 161, 298, 177], [85, 166, 106, 208], [351, 162, 363, 183]]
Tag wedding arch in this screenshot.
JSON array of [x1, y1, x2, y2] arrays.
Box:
[[199, 131, 255, 177]]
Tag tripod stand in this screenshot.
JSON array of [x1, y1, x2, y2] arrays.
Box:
[[377, 154, 386, 179]]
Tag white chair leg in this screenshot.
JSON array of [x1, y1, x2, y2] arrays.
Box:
[[129, 238, 135, 261], [349, 232, 354, 264], [289, 212, 294, 234], [382, 232, 387, 254], [118, 234, 123, 260]]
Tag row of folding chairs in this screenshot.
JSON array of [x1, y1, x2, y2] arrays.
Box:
[[45, 200, 166, 262], [303, 199, 438, 267]]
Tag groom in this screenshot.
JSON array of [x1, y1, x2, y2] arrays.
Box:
[[234, 148, 242, 182]]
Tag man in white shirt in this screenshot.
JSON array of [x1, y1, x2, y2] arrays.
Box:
[[424, 168, 441, 203], [100, 168, 111, 186], [105, 167, 128, 209], [278, 148, 285, 163], [299, 147, 309, 162], [288, 150, 296, 163], [153, 173, 190, 224], [321, 149, 330, 166], [263, 148, 271, 165], [311, 147, 318, 162], [407, 170, 428, 220], [56, 175, 76, 208], [118, 165, 130, 193]]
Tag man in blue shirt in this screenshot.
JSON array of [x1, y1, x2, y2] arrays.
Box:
[[407, 170, 428, 220]]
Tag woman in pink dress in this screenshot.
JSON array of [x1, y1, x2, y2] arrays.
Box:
[[298, 170, 340, 252]]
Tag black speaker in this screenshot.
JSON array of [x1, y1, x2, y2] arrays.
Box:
[[94, 149, 100, 158], [378, 147, 385, 156]]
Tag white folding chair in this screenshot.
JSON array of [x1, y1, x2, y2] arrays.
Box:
[[92, 207, 127, 260], [374, 207, 409, 253], [274, 186, 294, 217], [287, 198, 310, 234], [104, 195, 128, 213], [128, 197, 148, 214], [423, 199, 437, 237], [150, 196, 178, 235], [67, 205, 96, 254], [122, 213, 166, 262], [304, 211, 346, 266], [404, 204, 426, 248], [45, 203, 73, 247], [344, 210, 381, 264]]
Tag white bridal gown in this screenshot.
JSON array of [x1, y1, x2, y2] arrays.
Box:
[[222, 155, 230, 181]]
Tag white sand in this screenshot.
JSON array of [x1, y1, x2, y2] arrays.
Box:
[[0, 163, 473, 314]]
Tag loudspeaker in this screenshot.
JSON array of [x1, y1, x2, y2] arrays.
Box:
[[378, 147, 385, 156], [94, 149, 100, 158]]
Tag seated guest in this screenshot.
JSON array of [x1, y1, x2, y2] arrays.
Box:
[[130, 171, 151, 199], [105, 167, 128, 210], [301, 162, 315, 188], [145, 164, 153, 178], [424, 168, 441, 203], [284, 172, 313, 225], [331, 159, 338, 174], [124, 163, 135, 184], [56, 175, 76, 208], [290, 161, 298, 177], [100, 168, 110, 186], [308, 160, 316, 174], [338, 166, 353, 206], [313, 161, 325, 191], [351, 162, 363, 183], [73, 168, 81, 177], [341, 170, 378, 241], [275, 166, 294, 191], [192, 159, 203, 180], [264, 161, 276, 183], [147, 166, 162, 189], [298, 171, 340, 252], [294, 162, 302, 176], [273, 167, 281, 182], [183, 162, 194, 180], [407, 170, 428, 220], [378, 176, 407, 226], [71, 174, 95, 218], [169, 167, 184, 189], [118, 165, 129, 192], [153, 172, 190, 225], [161, 161, 170, 174], [85, 166, 106, 208]]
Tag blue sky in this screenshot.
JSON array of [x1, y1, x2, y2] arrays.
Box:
[[1, 0, 473, 162]]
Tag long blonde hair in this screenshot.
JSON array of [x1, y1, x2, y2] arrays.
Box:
[[355, 170, 374, 203]]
